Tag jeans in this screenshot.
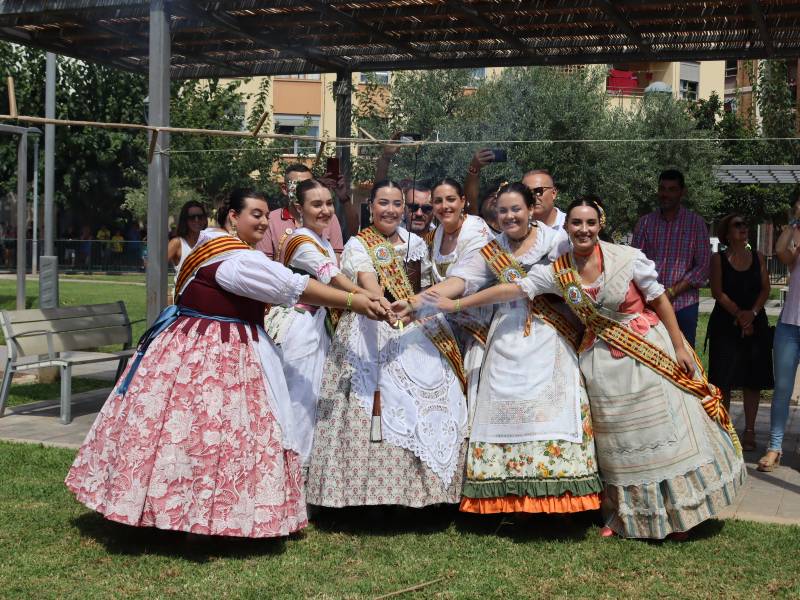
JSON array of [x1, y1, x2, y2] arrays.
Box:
[[770, 320, 800, 452], [675, 303, 699, 349]]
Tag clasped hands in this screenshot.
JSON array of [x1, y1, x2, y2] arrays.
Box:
[[390, 290, 459, 326]]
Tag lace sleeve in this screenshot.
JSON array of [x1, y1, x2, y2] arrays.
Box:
[[632, 250, 666, 302]]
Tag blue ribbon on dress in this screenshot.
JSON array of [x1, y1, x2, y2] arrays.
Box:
[[115, 304, 252, 396]]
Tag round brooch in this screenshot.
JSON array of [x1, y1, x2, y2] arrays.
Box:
[[502, 267, 523, 282], [567, 284, 582, 305], [375, 246, 392, 264], [285, 227, 293, 235]]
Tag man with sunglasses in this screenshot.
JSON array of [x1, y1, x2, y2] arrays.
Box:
[[402, 181, 435, 234], [632, 169, 710, 347], [522, 169, 565, 230]]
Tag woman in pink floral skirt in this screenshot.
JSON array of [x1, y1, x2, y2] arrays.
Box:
[[65, 189, 387, 538]]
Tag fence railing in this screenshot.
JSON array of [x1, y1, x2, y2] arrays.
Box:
[[1, 239, 150, 274], [766, 255, 789, 286]]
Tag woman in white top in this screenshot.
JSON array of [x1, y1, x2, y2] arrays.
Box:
[[433, 197, 745, 539], [168, 200, 208, 276], [266, 179, 387, 467], [427, 178, 494, 423], [397, 183, 600, 516], [66, 189, 387, 538], [306, 180, 468, 508]]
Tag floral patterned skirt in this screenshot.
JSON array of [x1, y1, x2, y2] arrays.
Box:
[[305, 316, 466, 507], [65, 318, 307, 538], [460, 390, 602, 514]]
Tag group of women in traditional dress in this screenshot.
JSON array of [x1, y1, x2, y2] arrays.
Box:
[[65, 174, 745, 543]]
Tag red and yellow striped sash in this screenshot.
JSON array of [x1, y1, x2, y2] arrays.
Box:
[[175, 235, 251, 297], [551, 253, 741, 456], [480, 240, 580, 349], [357, 226, 467, 392], [281, 234, 329, 267]]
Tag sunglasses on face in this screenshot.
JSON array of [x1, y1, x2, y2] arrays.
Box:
[[187, 214, 206, 221], [407, 203, 433, 214], [529, 186, 554, 196], [731, 221, 748, 229]]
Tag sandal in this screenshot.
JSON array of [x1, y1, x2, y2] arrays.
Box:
[[757, 450, 782, 472], [742, 429, 756, 452]]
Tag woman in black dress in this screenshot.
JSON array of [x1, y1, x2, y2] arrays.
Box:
[[708, 213, 773, 451]]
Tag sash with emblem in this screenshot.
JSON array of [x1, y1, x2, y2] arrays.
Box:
[[356, 226, 467, 392], [480, 240, 581, 350], [551, 252, 741, 456]]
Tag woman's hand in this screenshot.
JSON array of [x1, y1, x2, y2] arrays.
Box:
[[350, 293, 387, 321], [391, 299, 414, 320], [736, 309, 755, 329], [436, 297, 458, 314], [675, 346, 696, 377]]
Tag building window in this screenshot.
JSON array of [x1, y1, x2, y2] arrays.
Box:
[[725, 60, 738, 79], [274, 114, 320, 155], [360, 71, 390, 84], [679, 79, 698, 101]]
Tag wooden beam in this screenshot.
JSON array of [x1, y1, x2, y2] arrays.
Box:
[[591, 0, 652, 56], [169, 0, 349, 73], [444, 0, 531, 56], [303, 0, 426, 58], [748, 0, 774, 56]]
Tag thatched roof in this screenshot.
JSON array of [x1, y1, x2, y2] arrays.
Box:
[[1, 1, 798, 78]]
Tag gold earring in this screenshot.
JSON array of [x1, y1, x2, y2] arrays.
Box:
[[231, 221, 239, 239]]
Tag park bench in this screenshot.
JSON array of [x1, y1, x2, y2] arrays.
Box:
[[0, 302, 139, 424]]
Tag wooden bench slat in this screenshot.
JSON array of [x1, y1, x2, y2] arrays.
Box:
[[1, 302, 124, 324], [10, 326, 131, 357], [10, 312, 130, 337]]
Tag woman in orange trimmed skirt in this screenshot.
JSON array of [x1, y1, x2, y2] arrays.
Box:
[[399, 183, 601, 515]]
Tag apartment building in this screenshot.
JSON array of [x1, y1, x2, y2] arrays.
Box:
[[235, 62, 727, 168]]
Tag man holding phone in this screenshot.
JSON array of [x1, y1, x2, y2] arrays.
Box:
[[257, 163, 345, 259]]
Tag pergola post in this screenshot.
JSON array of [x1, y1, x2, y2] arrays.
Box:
[[146, 0, 170, 325], [334, 71, 354, 235], [43, 52, 56, 257], [15, 132, 27, 310]]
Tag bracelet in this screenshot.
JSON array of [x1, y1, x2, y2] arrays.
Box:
[[467, 165, 479, 175], [667, 287, 674, 298], [346, 291, 354, 310], [455, 298, 461, 312]]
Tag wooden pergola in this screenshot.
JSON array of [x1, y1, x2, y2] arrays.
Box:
[[3, 0, 800, 322]]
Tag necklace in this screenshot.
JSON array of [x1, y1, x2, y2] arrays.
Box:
[[508, 224, 535, 251]]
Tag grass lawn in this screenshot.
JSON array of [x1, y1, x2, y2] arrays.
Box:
[[0, 441, 798, 599], [4, 378, 111, 408], [59, 273, 146, 284]]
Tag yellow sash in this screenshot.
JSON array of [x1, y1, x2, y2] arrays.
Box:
[[480, 240, 581, 350], [175, 235, 251, 298], [282, 233, 342, 332], [357, 226, 467, 392], [551, 253, 741, 456]]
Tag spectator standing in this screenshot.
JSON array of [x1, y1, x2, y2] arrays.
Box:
[[632, 169, 710, 347], [110, 229, 125, 270], [522, 169, 565, 230], [760, 195, 800, 472], [167, 201, 208, 277], [78, 225, 92, 269], [257, 164, 344, 259], [96, 224, 111, 268], [707, 213, 773, 452]]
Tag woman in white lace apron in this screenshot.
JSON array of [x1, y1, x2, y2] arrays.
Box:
[[398, 183, 601, 515], [426, 178, 494, 428], [306, 180, 468, 507], [266, 179, 390, 467], [433, 196, 745, 539]]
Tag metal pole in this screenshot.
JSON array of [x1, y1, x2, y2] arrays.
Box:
[[15, 133, 27, 310], [32, 135, 39, 275], [44, 52, 56, 256], [335, 71, 354, 236], [146, 0, 170, 325]]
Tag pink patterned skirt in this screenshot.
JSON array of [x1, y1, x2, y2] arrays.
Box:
[[65, 318, 307, 538]]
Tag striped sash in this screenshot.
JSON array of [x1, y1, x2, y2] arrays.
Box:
[[480, 240, 581, 350], [282, 233, 342, 333], [357, 226, 467, 393], [175, 235, 251, 298], [551, 253, 741, 456]]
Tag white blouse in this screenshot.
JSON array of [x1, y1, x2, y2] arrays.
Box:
[[432, 215, 494, 282], [516, 245, 665, 303], [449, 223, 568, 295], [286, 227, 341, 284], [341, 227, 430, 283]]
